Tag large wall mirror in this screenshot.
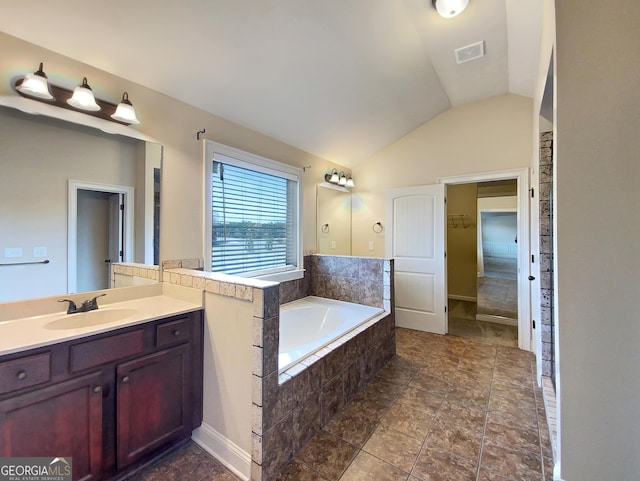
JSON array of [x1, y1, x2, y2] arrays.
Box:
[[316, 183, 351, 255], [0, 105, 161, 303]]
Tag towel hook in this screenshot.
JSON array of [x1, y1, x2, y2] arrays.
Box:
[[196, 128, 206, 140]]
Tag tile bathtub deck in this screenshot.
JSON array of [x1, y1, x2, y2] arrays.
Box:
[[130, 328, 554, 481]]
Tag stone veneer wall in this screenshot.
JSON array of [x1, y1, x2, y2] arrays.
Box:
[[163, 255, 395, 481], [539, 131, 555, 382]]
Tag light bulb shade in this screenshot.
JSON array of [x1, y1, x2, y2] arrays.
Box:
[[345, 175, 355, 188], [433, 0, 469, 18], [111, 92, 140, 124], [338, 173, 347, 186], [330, 170, 339, 183], [16, 62, 54, 100], [67, 77, 101, 111]]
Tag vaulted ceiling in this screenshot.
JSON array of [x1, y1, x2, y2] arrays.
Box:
[[0, 0, 543, 167]]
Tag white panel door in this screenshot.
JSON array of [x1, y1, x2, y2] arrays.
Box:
[[386, 184, 447, 334]]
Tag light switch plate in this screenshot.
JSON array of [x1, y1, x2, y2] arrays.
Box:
[[4, 247, 22, 258], [368, 241, 375, 251], [33, 246, 48, 257]]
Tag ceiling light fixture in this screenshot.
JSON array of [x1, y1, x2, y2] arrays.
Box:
[[67, 77, 101, 111], [15, 62, 54, 100], [432, 0, 469, 18], [111, 92, 140, 125]]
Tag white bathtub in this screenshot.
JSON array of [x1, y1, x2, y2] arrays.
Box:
[[278, 296, 384, 372]]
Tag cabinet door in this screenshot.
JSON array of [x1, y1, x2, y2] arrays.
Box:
[[116, 344, 191, 468], [0, 372, 104, 481]]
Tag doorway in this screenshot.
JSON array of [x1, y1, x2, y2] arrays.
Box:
[[68, 180, 134, 294], [440, 168, 531, 351]]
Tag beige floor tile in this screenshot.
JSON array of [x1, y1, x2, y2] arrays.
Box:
[[339, 451, 409, 481], [363, 424, 423, 472], [412, 446, 477, 481], [297, 431, 359, 481], [381, 402, 435, 440]]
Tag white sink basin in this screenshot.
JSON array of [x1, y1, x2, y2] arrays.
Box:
[[44, 308, 138, 330]]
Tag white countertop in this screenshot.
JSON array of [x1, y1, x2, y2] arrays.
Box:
[[0, 284, 203, 356]]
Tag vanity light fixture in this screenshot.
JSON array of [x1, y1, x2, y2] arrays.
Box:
[[15, 62, 54, 100], [345, 174, 355, 188], [324, 169, 355, 189], [111, 92, 140, 125], [12, 62, 141, 126], [432, 0, 469, 18], [67, 77, 101, 111]]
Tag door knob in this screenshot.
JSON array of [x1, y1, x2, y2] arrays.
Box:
[[528, 275, 535, 281]]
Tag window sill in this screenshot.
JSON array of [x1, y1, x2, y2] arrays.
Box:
[[255, 269, 305, 283]]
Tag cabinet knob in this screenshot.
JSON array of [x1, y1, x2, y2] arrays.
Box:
[[93, 385, 102, 393], [16, 370, 27, 381], [172, 329, 181, 337], [122, 376, 130, 384]]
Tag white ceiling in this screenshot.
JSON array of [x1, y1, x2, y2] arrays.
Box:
[[0, 0, 542, 167]]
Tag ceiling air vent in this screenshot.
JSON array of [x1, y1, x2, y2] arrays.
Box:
[[454, 41, 485, 64]]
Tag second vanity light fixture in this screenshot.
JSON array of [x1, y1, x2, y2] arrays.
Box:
[[324, 169, 355, 188], [432, 0, 469, 18], [14, 62, 140, 125]]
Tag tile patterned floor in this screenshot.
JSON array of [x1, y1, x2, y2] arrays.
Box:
[[276, 328, 553, 481], [448, 299, 518, 347], [129, 328, 553, 481], [125, 442, 239, 481]]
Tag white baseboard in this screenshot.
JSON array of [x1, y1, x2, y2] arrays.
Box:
[[448, 294, 477, 302], [192, 422, 251, 481], [475, 313, 518, 326]]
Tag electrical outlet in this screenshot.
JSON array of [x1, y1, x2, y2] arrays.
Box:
[[368, 241, 375, 251], [4, 247, 22, 258], [331, 240, 336, 249], [33, 246, 47, 257]]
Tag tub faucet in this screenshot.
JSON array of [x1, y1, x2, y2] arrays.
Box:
[[58, 293, 106, 314]]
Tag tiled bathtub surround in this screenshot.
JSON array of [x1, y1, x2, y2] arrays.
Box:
[[163, 255, 395, 481], [279, 255, 390, 308]]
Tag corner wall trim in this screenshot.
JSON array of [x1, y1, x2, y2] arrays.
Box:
[[192, 423, 250, 481]]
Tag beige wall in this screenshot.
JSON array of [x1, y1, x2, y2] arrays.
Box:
[[351, 93, 533, 258], [555, 1, 640, 479], [0, 32, 346, 270], [447, 183, 477, 300]]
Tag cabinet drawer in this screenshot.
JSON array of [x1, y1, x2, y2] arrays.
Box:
[[156, 318, 191, 348], [70, 330, 144, 373], [0, 352, 51, 394]]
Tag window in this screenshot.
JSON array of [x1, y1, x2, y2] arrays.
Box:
[[204, 141, 302, 279]]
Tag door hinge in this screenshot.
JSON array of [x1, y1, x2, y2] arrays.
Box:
[[444, 197, 447, 204], [531, 254, 535, 263], [120, 203, 125, 211], [444, 306, 447, 313], [533, 320, 536, 329], [444, 251, 447, 258], [119, 250, 124, 259], [530, 188, 535, 198]]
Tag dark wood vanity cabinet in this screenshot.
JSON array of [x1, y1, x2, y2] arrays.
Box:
[[0, 309, 204, 481]]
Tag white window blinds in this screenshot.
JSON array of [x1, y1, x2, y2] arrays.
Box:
[[210, 157, 298, 276]]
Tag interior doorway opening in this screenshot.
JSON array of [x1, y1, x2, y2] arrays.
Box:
[[439, 169, 531, 351]]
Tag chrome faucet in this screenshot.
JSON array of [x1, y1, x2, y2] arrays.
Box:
[[58, 293, 106, 314]]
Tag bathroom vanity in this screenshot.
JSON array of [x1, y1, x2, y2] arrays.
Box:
[[0, 286, 204, 481]]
